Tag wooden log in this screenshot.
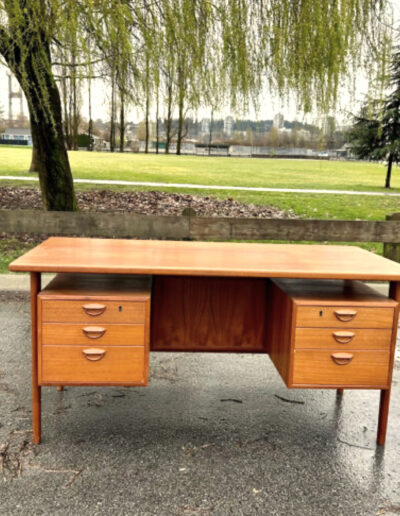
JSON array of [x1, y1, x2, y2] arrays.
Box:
[[190, 217, 400, 243], [2, 209, 400, 244], [0, 210, 189, 240], [383, 214, 400, 263]]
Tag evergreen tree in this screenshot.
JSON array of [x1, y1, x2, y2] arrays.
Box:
[[349, 48, 400, 188]]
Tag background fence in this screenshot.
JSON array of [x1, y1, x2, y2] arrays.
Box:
[[1, 209, 400, 261]]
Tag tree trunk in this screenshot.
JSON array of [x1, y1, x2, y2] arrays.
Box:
[[155, 84, 159, 154], [165, 80, 173, 155], [29, 144, 39, 173], [110, 67, 116, 152], [119, 89, 125, 153], [88, 74, 93, 151], [71, 52, 78, 151], [176, 68, 185, 155], [22, 49, 76, 210], [2, 16, 76, 210], [145, 98, 150, 154], [208, 109, 214, 156], [385, 153, 393, 188], [176, 95, 184, 155], [61, 64, 71, 150]]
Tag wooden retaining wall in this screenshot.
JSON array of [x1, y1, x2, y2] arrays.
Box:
[[1, 209, 400, 260]]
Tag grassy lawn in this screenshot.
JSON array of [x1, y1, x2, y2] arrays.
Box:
[[0, 237, 38, 274], [1, 146, 400, 192]]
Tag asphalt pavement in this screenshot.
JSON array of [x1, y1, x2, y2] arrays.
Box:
[[1, 283, 400, 516]]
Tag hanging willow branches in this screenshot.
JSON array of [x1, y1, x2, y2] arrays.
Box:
[[0, 0, 394, 210]]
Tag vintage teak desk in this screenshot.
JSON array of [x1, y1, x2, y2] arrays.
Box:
[[8, 237, 400, 445]]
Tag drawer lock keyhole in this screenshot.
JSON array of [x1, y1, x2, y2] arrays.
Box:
[[119, 306, 122, 312], [319, 310, 323, 317]]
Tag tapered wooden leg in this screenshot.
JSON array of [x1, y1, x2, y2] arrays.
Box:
[[57, 386, 64, 391], [379, 281, 400, 446], [30, 272, 41, 444], [377, 389, 391, 445], [337, 388, 344, 396]]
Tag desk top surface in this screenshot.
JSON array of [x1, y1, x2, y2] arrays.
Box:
[[8, 237, 400, 281]]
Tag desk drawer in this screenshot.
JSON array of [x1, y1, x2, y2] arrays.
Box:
[[292, 350, 390, 386], [296, 306, 393, 329], [294, 328, 392, 351], [41, 300, 146, 324], [41, 345, 147, 385], [42, 323, 145, 346]]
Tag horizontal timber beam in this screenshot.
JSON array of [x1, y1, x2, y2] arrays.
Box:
[[1, 210, 400, 244], [0, 210, 189, 240]]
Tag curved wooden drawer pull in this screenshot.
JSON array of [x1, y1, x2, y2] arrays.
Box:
[[82, 304, 106, 317], [334, 309, 357, 323], [331, 352, 354, 366], [332, 331, 355, 344], [82, 348, 106, 362], [82, 326, 106, 340]]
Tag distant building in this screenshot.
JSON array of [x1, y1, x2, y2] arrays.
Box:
[[201, 118, 210, 135], [224, 116, 234, 136], [0, 127, 32, 146], [273, 113, 284, 130]]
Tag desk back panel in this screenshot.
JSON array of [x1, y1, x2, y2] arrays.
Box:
[[151, 276, 268, 352]]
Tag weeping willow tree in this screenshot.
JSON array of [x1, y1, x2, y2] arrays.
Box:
[[0, 0, 393, 210], [0, 0, 135, 210]]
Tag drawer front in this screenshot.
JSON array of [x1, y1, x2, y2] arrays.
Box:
[[292, 350, 390, 386], [41, 300, 146, 323], [41, 345, 147, 385], [42, 323, 145, 346], [294, 328, 392, 351], [296, 306, 393, 329]]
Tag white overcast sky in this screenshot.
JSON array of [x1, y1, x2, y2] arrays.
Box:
[[1, 2, 399, 126]]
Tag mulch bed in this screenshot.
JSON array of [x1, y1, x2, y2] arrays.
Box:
[[0, 187, 296, 219]]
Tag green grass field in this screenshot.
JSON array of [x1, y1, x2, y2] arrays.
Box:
[[1, 146, 400, 222], [1, 146, 399, 192]]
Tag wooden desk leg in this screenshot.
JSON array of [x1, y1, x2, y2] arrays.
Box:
[[377, 389, 391, 445], [57, 386, 64, 392], [30, 272, 41, 444], [377, 281, 400, 445], [337, 389, 344, 396]]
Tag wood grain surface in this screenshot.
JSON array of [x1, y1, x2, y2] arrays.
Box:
[[39, 273, 151, 299], [9, 237, 400, 280], [265, 280, 295, 385], [151, 276, 267, 351], [271, 279, 398, 306], [296, 306, 394, 329], [40, 345, 147, 385], [294, 328, 392, 350], [292, 349, 390, 387], [41, 299, 147, 324], [42, 323, 145, 346]]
